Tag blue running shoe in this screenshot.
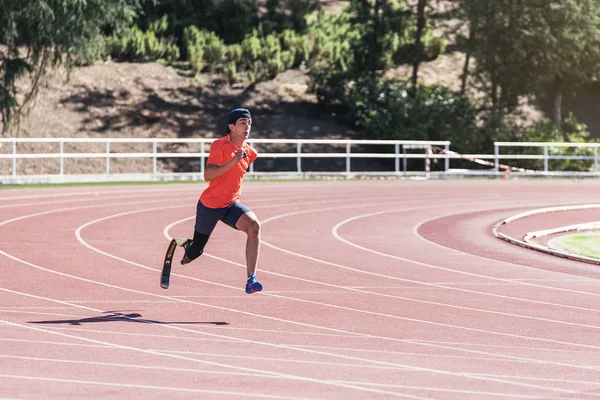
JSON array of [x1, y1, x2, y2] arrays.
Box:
[[245, 271, 263, 294]]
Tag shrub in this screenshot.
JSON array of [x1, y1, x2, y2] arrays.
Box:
[[346, 79, 479, 152], [511, 113, 599, 171], [224, 61, 239, 84], [183, 27, 226, 72], [105, 21, 180, 64]]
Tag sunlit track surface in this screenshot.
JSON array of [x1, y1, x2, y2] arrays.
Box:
[[2, 180, 600, 400]]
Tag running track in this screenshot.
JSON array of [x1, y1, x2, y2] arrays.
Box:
[[1, 180, 600, 400]]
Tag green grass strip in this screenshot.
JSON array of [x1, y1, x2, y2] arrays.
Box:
[[554, 232, 600, 260]]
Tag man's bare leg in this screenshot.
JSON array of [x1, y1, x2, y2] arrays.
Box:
[[236, 212, 261, 278]]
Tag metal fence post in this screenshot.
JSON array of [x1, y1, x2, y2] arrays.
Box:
[[106, 142, 111, 174], [395, 143, 400, 174], [543, 146, 548, 172], [494, 144, 499, 172], [60, 141, 64, 175], [12, 141, 16, 177], [200, 139, 205, 174], [595, 146, 598, 173], [403, 146, 407, 177], [346, 143, 351, 173], [249, 140, 254, 173], [444, 144, 450, 172], [297, 142, 302, 173], [153, 141, 157, 174]]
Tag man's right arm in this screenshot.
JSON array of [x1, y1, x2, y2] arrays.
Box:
[[204, 149, 246, 181]]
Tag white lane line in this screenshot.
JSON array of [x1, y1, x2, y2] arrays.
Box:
[[469, 372, 600, 386], [0, 316, 418, 399], [162, 208, 600, 338], [33, 325, 360, 340], [290, 344, 594, 359], [0, 351, 409, 372], [328, 380, 541, 399], [412, 208, 600, 279], [0, 374, 321, 400], [259, 203, 600, 308], [0, 288, 440, 399], [0, 186, 202, 202], [3, 196, 596, 394], [0, 338, 110, 348], [0, 192, 189, 210], [3, 335, 593, 358], [71, 207, 600, 390], [3, 337, 587, 370], [0, 198, 177, 226], [0, 355, 274, 379], [169, 203, 600, 313], [332, 208, 600, 297], [405, 339, 599, 354], [2, 283, 588, 396], [76, 206, 600, 364]]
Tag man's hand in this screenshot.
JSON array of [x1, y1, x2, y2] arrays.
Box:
[[204, 149, 248, 181], [234, 149, 248, 160]]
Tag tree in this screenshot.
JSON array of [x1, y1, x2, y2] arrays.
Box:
[[455, 0, 600, 125], [520, 0, 600, 124], [349, 0, 410, 76], [454, 0, 524, 125], [0, 0, 140, 134], [410, 0, 427, 95]]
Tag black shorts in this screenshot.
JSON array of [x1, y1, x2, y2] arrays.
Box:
[[194, 201, 251, 235]]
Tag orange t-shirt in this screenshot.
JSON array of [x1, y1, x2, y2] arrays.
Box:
[[199, 135, 258, 208]]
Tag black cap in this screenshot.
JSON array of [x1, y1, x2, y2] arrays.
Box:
[[226, 108, 252, 133]]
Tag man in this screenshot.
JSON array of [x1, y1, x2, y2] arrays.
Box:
[[180, 108, 262, 294]]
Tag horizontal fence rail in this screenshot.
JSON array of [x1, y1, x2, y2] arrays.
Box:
[[0, 138, 599, 184], [494, 142, 600, 173], [0, 138, 451, 183]]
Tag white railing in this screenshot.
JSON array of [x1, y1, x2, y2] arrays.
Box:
[[2, 138, 599, 184], [494, 142, 600, 173], [0, 138, 451, 183]]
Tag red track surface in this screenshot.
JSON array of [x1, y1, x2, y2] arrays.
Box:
[[2, 180, 600, 399]]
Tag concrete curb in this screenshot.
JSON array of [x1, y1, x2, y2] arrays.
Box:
[[492, 204, 600, 266]]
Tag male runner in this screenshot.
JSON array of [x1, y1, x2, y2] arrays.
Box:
[[181, 108, 262, 294]]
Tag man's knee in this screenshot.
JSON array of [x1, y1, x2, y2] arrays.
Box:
[[247, 219, 260, 238], [238, 213, 260, 238]]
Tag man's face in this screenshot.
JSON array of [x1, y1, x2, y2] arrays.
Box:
[[229, 118, 252, 140]]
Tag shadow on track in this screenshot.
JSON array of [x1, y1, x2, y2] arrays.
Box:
[[28, 311, 228, 326]]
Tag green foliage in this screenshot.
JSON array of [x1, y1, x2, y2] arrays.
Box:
[[137, 0, 319, 46], [136, 0, 258, 45], [308, 3, 446, 113], [231, 28, 315, 83], [393, 22, 446, 64], [105, 24, 180, 63], [226, 44, 243, 63], [349, 0, 413, 73], [260, 0, 320, 34], [511, 113, 599, 171], [224, 61, 239, 84], [0, 0, 141, 133], [346, 78, 480, 154], [456, 0, 600, 122], [183, 26, 226, 73], [310, 11, 359, 72], [212, 0, 260, 44]]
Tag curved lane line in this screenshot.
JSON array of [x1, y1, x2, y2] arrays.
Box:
[[411, 209, 600, 281], [73, 205, 600, 367], [329, 208, 600, 299], [0, 289, 426, 400], [493, 205, 600, 266], [2, 190, 599, 394]]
